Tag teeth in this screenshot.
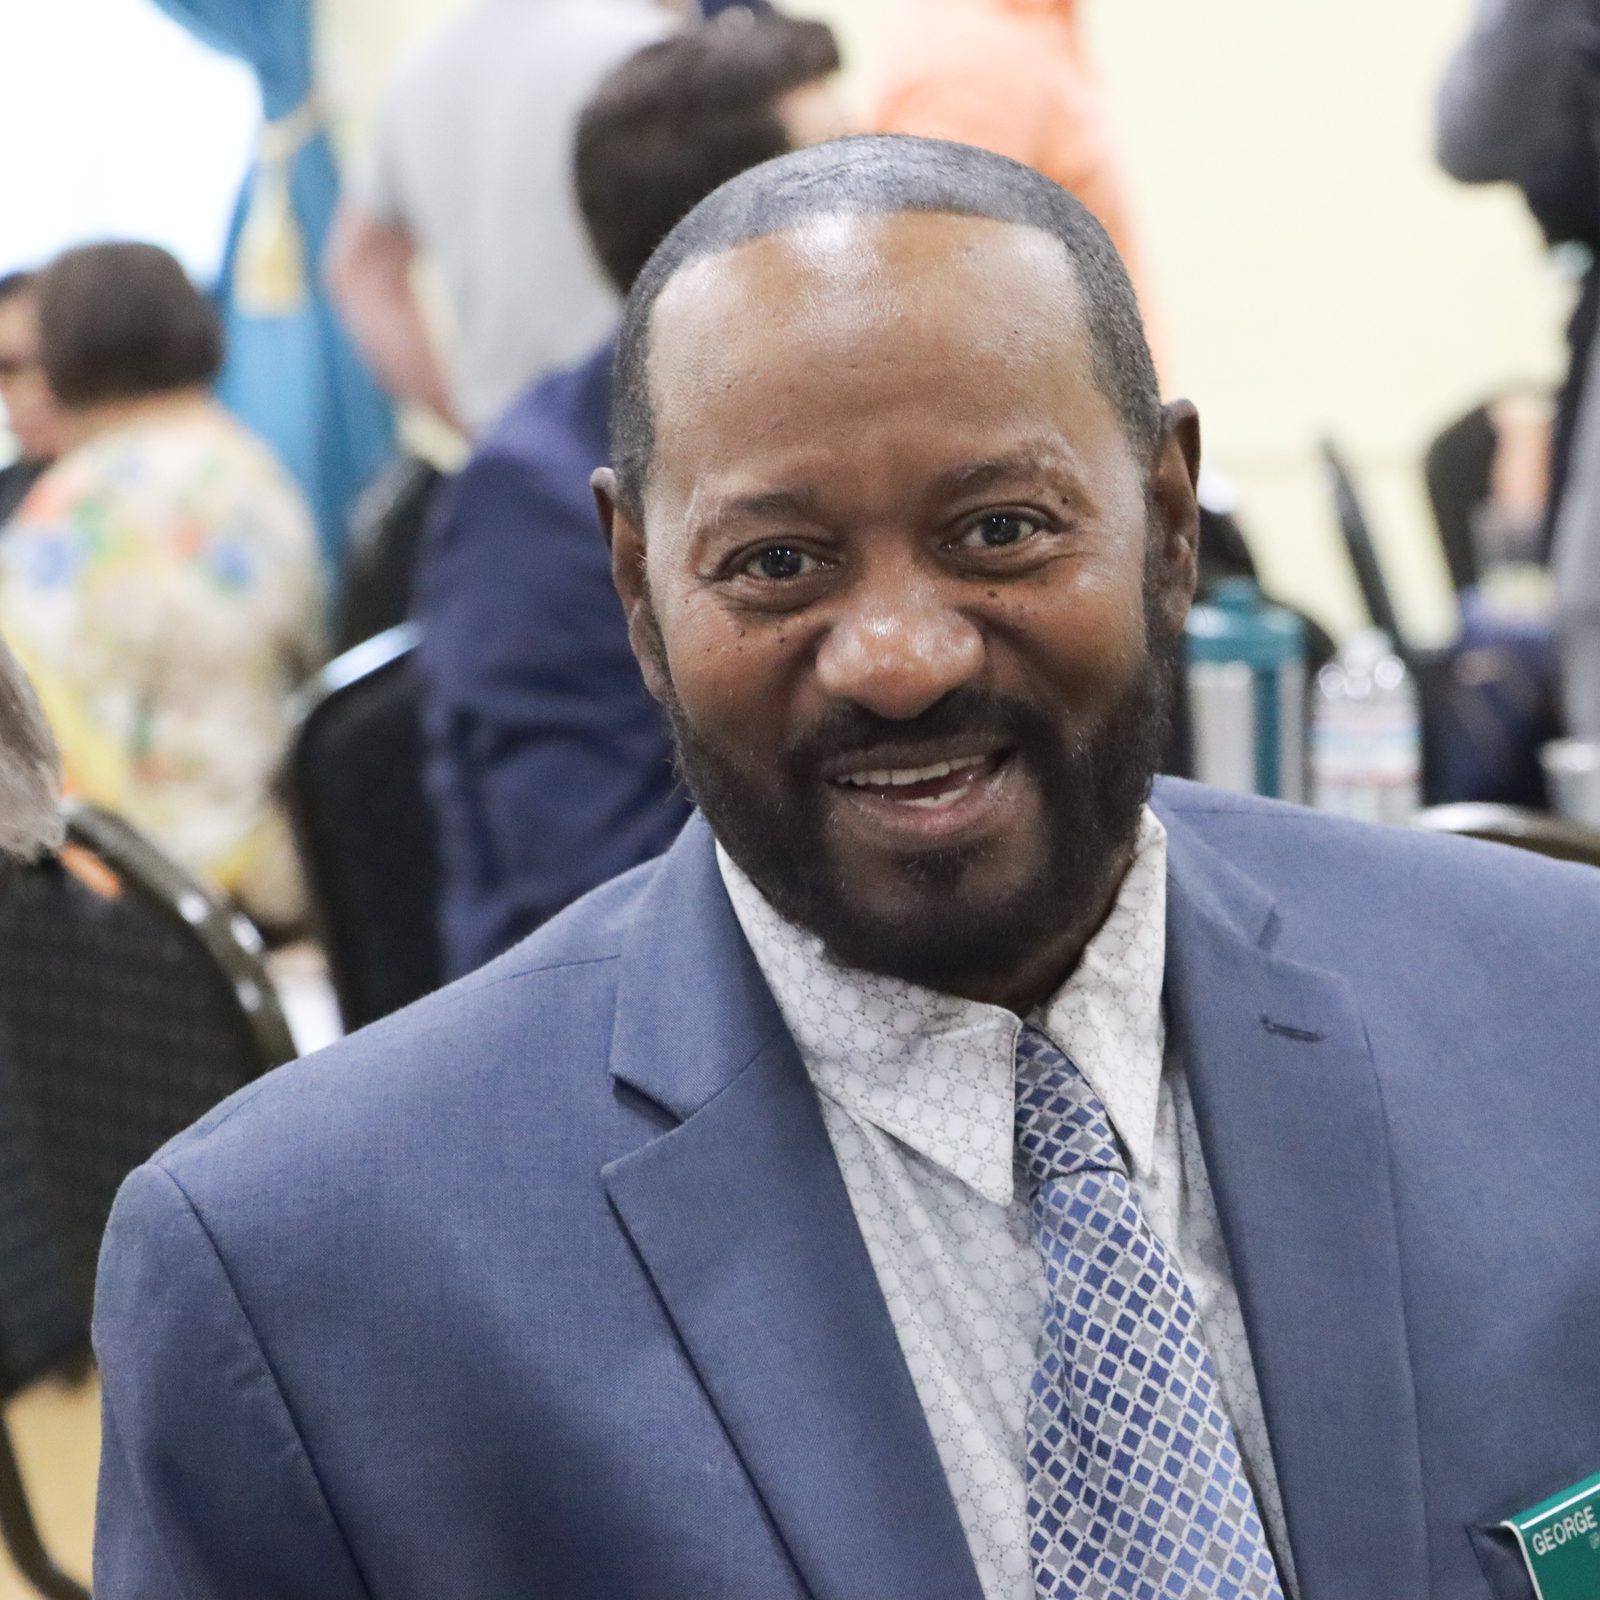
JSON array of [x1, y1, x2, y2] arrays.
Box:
[[836, 754, 987, 788]]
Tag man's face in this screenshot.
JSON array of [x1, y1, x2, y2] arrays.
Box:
[[0, 293, 63, 462], [603, 212, 1198, 1001]]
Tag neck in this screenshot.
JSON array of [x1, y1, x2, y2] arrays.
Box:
[[59, 386, 213, 451]]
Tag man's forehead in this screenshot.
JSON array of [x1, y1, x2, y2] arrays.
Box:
[[645, 209, 1091, 427], [653, 208, 1081, 333]]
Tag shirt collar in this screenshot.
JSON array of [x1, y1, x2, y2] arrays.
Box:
[[717, 808, 1169, 1204]]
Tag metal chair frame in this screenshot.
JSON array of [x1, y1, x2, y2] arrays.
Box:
[[64, 803, 297, 1068], [0, 807, 295, 1599]]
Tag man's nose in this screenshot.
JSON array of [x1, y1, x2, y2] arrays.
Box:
[[813, 578, 985, 720]]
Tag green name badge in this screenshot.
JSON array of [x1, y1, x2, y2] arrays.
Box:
[[1503, 1471, 1600, 1599]]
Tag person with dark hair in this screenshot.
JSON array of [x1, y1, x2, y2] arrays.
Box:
[[0, 242, 322, 929], [416, 10, 845, 975], [37, 241, 224, 411], [0, 271, 63, 526], [95, 137, 1600, 1600], [326, 0, 672, 434]]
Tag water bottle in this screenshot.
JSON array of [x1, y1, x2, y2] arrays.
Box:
[[1184, 579, 1306, 801], [1310, 630, 1421, 824]]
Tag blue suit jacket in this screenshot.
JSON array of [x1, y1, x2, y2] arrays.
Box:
[[92, 782, 1600, 1599], [414, 337, 690, 978]]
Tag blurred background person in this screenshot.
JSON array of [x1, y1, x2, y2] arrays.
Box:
[[325, 0, 674, 435], [0, 271, 64, 528], [1435, 0, 1600, 750], [0, 241, 322, 933], [415, 9, 846, 976], [870, 0, 1166, 373], [0, 629, 64, 868], [1436, 0, 1598, 555]]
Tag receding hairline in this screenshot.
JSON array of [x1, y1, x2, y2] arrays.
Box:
[[641, 204, 1100, 433], [652, 203, 1089, 315]]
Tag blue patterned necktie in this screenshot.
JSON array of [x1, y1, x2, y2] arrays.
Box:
[[1013, 1024, 1285, 1600]]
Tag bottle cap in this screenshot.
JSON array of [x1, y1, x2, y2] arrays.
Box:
[[1186, 579, 1306, 668]]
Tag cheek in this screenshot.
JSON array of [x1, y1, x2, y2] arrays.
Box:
[[653, 589, 802, 742], [997, 559, 1151, 697]]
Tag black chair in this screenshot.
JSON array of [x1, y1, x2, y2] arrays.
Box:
[[1411, 803, 1600, 867], [1319, 439, 1412, 659], [334, 456, 445, 654], [285, 624, 442, 1030], [1422, 403, 1495, 596], [0, 803, 296, 1599]]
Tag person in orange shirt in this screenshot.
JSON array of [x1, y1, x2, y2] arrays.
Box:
[[872, 0, 1167, 376]]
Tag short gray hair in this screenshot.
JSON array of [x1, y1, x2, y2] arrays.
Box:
[[0, 634, 64, 862]]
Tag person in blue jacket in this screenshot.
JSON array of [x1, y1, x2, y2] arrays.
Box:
[[415, 10, 844, 975], [94, 135, 1600, 1599]]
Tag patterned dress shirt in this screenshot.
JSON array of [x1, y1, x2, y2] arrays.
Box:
[[717, 808, 1299, 1600]]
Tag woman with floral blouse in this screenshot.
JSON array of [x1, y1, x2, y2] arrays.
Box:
[[0, 242, 323, 930]]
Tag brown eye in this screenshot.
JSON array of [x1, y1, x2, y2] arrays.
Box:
[[744, 545, 816, 580], [959, 512, 1041, 550]]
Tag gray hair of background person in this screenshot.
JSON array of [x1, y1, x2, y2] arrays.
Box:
[[574, 10, 841, 297], [0, 634, 64, 862], [36, 241, 223, 409]]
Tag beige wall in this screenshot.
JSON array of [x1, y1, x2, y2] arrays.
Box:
[[321, 0, 1571, 641]]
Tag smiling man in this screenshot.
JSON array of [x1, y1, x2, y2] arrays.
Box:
[[93, 138, 1600, 1600]]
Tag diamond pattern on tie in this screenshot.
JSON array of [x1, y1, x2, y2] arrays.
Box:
[[1015, 1024, 1285, 1600]]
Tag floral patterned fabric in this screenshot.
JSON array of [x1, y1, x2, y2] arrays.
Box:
[[0, 404, 324, 926]]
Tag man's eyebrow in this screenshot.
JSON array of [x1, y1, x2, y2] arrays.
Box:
[[691, 448, 1081, 536], [925, 450, 1075, 502], [697, 486, 828, 529]]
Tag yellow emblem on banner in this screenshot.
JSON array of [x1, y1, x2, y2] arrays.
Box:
[[235, 96, 319, 318]]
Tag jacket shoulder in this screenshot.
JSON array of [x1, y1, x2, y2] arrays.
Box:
[[148, 855, 662, 1193], [1154, 778, 1600, 939]]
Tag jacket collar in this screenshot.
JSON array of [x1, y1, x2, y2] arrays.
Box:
[[605, 814, 985, 1600], [606, 803, 1429, 1600]]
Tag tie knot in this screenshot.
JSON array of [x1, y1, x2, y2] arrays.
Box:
[[1013, 1023, 1126, 1187]]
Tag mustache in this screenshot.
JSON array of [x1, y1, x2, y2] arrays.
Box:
[[780, 687, 1069, 773]]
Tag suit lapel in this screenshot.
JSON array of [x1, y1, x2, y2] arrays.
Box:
[[603, 820, 984, 1600], [1161, 807, 1429, 1600]]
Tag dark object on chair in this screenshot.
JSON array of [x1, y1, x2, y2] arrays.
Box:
[[1319, 439, 1411, 657], [1317, 441, 1559, 806], [0, 803, 294, 1599], [1412, 802, 1600, 867], [334, 456, 445, 654], [286, 624, 442, 1029], [1422, 403, 1493, 595], [1413, 612, 1561, 808]]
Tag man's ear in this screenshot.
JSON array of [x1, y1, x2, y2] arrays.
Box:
[[592, 467, 672, 706], [1148, 400, 1201, 635]]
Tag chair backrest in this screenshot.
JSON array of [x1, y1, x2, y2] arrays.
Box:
[[334, 456, 445, 655], [1319, 439, 1412, 660], [0, 804, 295, 1337], [1411, 802, 1600, 867], [1422, 403, 1494, 596], [285, 624, 442, 1030]]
